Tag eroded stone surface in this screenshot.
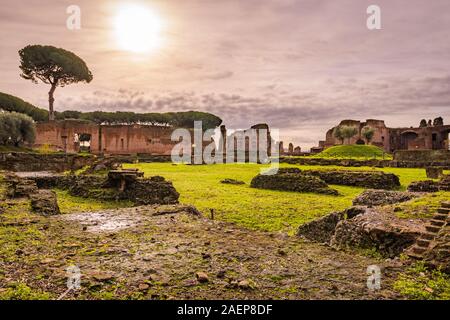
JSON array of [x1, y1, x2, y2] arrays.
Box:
[[353, 190, 419, 207], [250, 170, 338, 195], [298, 206, 424, 257], [330, 208, 423, 257], [305, 170, 401, 190], [30, 190, 60, 216]]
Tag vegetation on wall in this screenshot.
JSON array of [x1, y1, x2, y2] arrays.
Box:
[[333, 125, 358, 144], [361, 126, 375, 143]]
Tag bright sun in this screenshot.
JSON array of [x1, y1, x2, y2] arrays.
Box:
[[114, 4, 163, 53]]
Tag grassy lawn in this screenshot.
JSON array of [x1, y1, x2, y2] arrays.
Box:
[[123, 162, 442, 234], [311, 144, 392, 159], [55, 190, 132, 214]]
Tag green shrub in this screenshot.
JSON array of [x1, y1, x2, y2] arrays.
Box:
[[0, 112, 36, 146]]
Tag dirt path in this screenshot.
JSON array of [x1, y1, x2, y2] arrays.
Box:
[[1, 203, 405, 299]]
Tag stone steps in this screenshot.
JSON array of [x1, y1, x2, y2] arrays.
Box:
[[416, 238, 431, 247], [429, 219, 446, 227], [425, 225, 441, 233], [407, 201, 449, 260], [421, 232, 437, 240]]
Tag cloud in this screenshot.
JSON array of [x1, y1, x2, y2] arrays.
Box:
[[54, 74, 450, 148], [1, 0, 450, 149], [202, 71, 234, 80]]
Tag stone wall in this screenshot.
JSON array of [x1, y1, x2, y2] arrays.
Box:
[[279, 156, 450, 169], [35, 120, 178, 155], [0, 152, 95, 172], [321, 119, 450, 153], [394, 150, 450, 162]]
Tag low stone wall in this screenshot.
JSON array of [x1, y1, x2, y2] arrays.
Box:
[[394, 150, 450, 162], [279, 156, 450, 169], [29, 172, 179, 205], [305, 170, 401, 190], [352, 190, 418, 207], [408, 174, 450, 192], [250, 168, 339, 195], [0, 152, 95, 172]]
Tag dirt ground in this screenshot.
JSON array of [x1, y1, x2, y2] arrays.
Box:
[[0, 198, 408, 300]]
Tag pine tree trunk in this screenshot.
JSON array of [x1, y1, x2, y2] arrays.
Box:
[[48, 84, 57, 121]]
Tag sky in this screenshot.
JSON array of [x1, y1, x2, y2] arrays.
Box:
[[0, 0, 449, 149]]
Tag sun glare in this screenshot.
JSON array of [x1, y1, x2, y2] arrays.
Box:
[[114, 4, 163, 53]]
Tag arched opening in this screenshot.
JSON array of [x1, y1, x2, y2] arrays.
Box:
[[356, 139, 365, 145], [76, 133, 92, 153], [400, 131, 419, 150]]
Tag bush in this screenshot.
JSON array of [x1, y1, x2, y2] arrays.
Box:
[[0, 112, 36, 146]]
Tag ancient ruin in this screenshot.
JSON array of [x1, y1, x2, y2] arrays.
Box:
[[34, 120, 178, 155], [297, 205, 423, 257], [320, 118, 450, 153], [5, 169, 179, 206], [250, 168, 339, 195], [304, 170, 401, 189]]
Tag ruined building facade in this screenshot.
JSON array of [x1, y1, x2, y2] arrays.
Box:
[[34, 120, 178, 155], [321, 119, 450, 152], [34, 120, 275, 159]]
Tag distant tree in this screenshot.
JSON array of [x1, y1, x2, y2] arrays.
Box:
[[340, 126, 358, 144], [0, 92, 48, 121], [56, 110, 82, 120], [1, 92, 223, 129], [333, 126, 345, 144], [361, 126, 375, 144], [0, 112, 36, 146], [433, 117, 444, 126], [19, 45, 93, 121], [428, 119, 432, 126], [419, 119, 427, 127]]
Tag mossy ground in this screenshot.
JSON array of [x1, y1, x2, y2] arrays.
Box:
[[0, 164, 448, 300], [393, 261, 450, 300]]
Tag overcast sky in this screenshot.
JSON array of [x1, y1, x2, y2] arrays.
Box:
[[1, 0, 449, 148]]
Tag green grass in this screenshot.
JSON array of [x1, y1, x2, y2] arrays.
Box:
[[0, 282, 53, 300], [312, 144, 392, 159], [394, 262, 450, 300], [0, 145, 35, 153], [123, 163, 439, 234], [391, 191, 450, 219], [55, 189, 132, 214]]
